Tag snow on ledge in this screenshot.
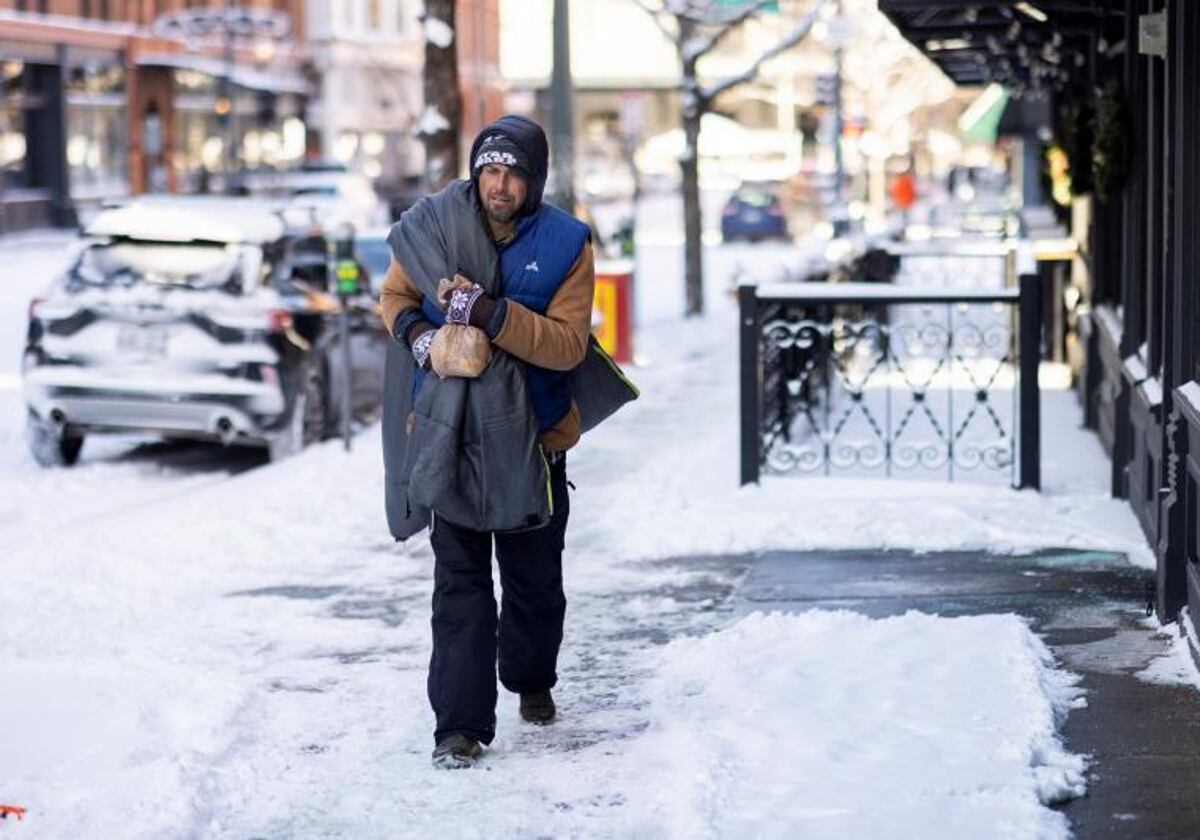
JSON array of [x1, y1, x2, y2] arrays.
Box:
[[628, 610, 1086, 838], [750, 281, 1019, 303], [424, 16, 453, 48], [1177, 380, 1200, 418]]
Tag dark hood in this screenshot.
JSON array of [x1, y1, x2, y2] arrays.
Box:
[[468, 114, 550, 216]]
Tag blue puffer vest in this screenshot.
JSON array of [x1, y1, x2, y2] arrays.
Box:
[[414, 203, 590, 431]]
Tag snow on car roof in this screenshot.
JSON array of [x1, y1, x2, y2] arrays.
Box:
[[85, 200, 288, 245]]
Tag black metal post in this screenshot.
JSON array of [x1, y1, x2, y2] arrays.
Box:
[[222, 26, 238, 193], [739, 284, 761, 485], [550, 0, 575, 212], [1018, 272, 1042, 490], [332, 226, 358, 452]]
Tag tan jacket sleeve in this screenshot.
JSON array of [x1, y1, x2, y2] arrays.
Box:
[[379, 257, 425, 336], [493, 240, 595, 372]]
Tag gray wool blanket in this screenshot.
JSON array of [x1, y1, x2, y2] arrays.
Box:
[[383, 180, 551, 539]]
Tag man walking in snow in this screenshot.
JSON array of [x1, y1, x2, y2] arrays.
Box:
[[380, 115, 596, 769]]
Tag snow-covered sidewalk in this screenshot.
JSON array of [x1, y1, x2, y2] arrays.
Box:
[[0, 233, 1156, 838]]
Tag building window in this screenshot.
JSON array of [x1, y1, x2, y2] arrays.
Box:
[[1, 61, 27, 191], [368, 0, 381, 30], [65, 59, 128, 198]]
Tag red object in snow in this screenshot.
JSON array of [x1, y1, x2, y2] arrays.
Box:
[[592, 260, 635, 365], [889, 172, 916, 211], [0, 805, 26, 821]]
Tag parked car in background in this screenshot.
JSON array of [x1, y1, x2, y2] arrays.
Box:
[[354, 227, 394, 295], [239, 167, 387, 230], [22, 197, 386, 467], [720, 182, 790, 243]]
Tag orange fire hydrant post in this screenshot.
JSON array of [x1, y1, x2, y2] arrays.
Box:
[[592, 258, 635, 364]]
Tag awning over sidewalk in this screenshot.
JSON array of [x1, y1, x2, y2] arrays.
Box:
[[135, 52, 307, 95], [879, 1, 1115, 90]]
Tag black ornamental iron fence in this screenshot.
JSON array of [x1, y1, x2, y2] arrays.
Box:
[[738, 271, 1041, 489]]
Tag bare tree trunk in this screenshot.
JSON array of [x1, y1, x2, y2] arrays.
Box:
[[680, 28, 705, 318], [681, 109, 704, 317], [421, 0, 461, 192]]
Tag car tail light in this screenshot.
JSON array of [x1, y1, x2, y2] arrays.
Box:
[[267, 309, 293, 333], [767, 205, 783, 216], [259, 364, 280, 389]]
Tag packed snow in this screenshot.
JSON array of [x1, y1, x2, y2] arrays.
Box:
[[628, 611, 1086, 839], [412, 105, 451, 138], [423, 16, 454, 49], [0, 201, 1154, 837], [1137, 614, 1200, 690]]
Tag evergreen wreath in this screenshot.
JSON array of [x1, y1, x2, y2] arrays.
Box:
[[1091, 80, 1128, 202]]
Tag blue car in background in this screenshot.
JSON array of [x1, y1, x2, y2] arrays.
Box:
[[720, 182, 790, 243]]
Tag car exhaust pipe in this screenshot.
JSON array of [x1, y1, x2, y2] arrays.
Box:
[[214, 416, 237, 445]]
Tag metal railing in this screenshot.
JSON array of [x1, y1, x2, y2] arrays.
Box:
[[738, 272, 1041, 489]]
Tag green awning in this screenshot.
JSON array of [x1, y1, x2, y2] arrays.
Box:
[[958, 84, 1009, 144]]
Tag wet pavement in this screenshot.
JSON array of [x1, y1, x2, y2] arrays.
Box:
[[732, 548, 1200, 839]]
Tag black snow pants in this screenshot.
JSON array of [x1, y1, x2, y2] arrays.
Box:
[[427, 454, 569, 745]]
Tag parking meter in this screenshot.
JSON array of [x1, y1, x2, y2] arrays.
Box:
[[330, 222, 357, 451], [335, 233, 361, 296]]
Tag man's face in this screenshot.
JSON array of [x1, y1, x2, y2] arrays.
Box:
[[479, 163, 528, 225]]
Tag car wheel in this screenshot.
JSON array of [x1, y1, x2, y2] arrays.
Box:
[[268, 358, 328, 461], [26, 411, 84, 468]]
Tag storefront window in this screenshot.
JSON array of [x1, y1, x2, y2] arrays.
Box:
[[1, 60, 26, 190], [65, 59, 127, 199], [175, 77, 305, 193]]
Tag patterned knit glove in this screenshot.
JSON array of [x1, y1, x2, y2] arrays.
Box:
[[411, 328, 436, 370], [445, 283, 486, 326]]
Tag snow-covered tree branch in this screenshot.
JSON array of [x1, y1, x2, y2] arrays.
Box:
[[704, 1, 825, 101], [633, 0, 828, 316]]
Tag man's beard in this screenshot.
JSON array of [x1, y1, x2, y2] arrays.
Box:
[[486, 200, 519, 224]]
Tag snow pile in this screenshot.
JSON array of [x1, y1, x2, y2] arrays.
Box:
[[423, 16, 454, 48], [629, 610, 1086, 839], [1137, 613, 1200, 690], [411, 105, 450, 137]]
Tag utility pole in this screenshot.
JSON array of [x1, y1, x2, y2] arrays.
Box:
[[550, 0, 575, 213], [222, 27, 237, 192], [832, 0, 846, 234]]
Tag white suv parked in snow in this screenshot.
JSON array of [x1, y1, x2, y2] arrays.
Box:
[[22, 197, 385, 466]]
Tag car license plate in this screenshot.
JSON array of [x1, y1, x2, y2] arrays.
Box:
[[117, 324, 168, 359], [743, 210, 763, 223]]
